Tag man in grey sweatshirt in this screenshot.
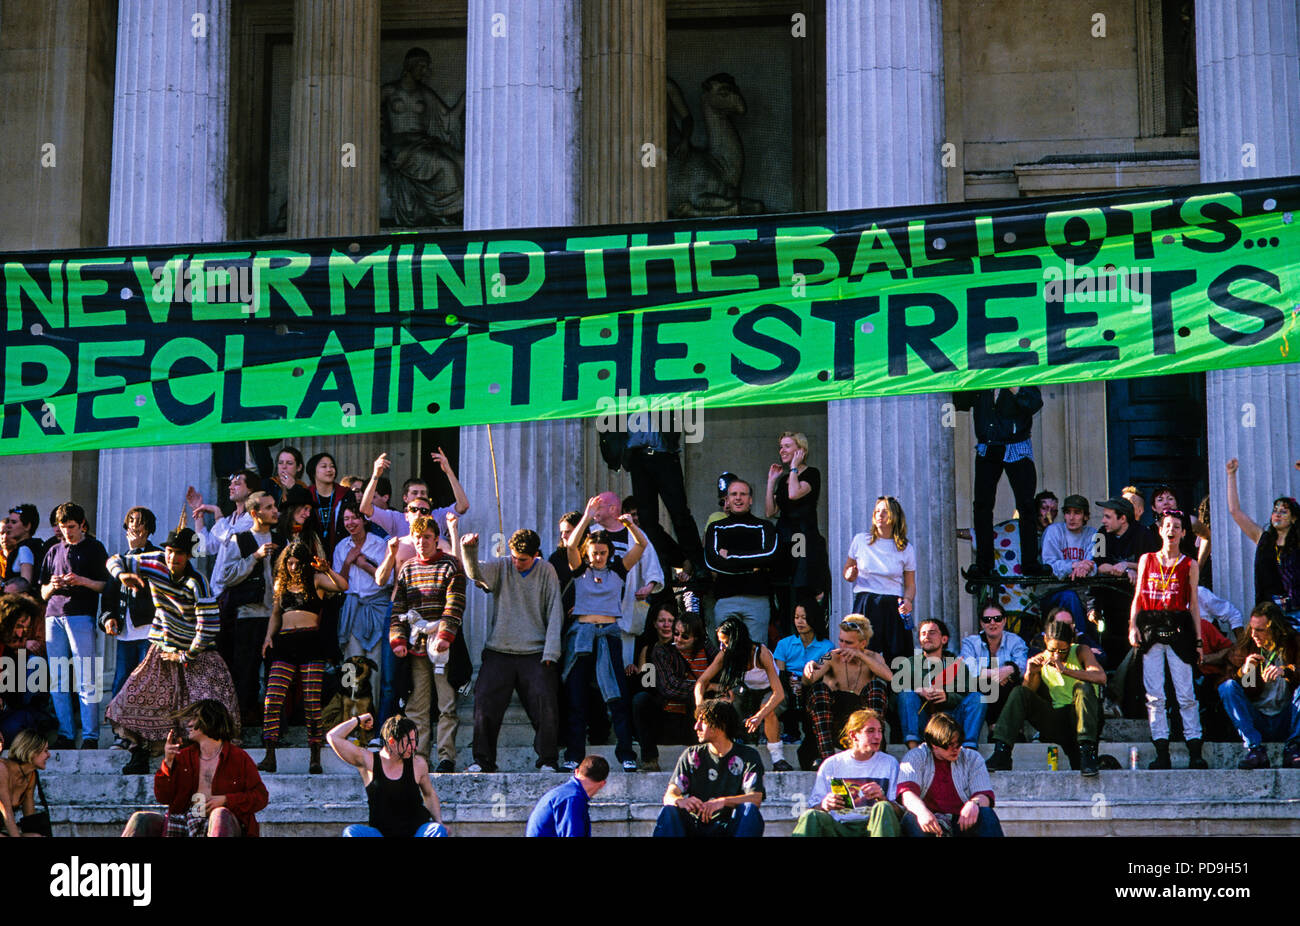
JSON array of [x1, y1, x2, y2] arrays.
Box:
[[461, 528, 565, 773]]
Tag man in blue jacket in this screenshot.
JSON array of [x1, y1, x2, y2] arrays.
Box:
[[525, 755, 609, 837]]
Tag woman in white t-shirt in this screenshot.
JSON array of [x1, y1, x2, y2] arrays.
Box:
[[844, 496, 918, 667]]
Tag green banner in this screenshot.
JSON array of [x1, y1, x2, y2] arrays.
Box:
[[3, 176, 1298, 455]]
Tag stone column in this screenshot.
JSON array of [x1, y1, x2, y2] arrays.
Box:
[[579, 0, 665, 224], [279, 0, 382, 490], [286, 0, 380, 238], [96, 0, 231, 732], [0, 0, 114, 538], [824, 0, 958, 634], [458, 0, 584, 660], [99, 0, 233, 556], [1196, 0, 1300, 613]]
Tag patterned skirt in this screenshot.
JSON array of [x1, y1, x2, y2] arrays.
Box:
[[106, 644, 241, 744]]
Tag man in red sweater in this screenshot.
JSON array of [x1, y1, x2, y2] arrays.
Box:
[[121, 699, 268, 837]]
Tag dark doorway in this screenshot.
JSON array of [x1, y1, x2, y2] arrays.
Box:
[[419, 427, 461, 510], [1105, 373, 1208, 515]]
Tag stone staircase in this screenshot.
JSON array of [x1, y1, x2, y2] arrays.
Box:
[[37, 708, 1300, 837]]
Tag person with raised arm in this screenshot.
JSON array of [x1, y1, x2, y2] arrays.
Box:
[[560, 496, 648, 771], [328, 712, 446, 837]]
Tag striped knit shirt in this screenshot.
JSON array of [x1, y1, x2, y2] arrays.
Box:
[[107, 550, 218, 655], [391, 553, 466, 657]]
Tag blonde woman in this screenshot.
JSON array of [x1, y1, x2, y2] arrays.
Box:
[[844, 497, 918, 666], [766, 431, 831, 640]]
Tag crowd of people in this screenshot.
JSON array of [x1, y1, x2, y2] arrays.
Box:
[[1, 392, 1298, 838]]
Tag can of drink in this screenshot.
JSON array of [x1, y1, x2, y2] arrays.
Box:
[[1130, 746, 1139, 770], [1047, 746, 1059, 771]]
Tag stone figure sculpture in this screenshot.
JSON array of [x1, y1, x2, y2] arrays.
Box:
[[381, 47, 465, 226], [667, 73, 766, 218]]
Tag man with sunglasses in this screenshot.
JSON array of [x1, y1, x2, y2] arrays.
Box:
[[959, 602, 1027, 734], [987, 616, 1105, 776], [361, 450, 469, 544]]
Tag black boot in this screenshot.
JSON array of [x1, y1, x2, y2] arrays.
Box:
[[1147, 739, 1171, 770], [986, 741, 1014, 771], [122, 746, 150, 775], [258, 744, 277, 773], [309, 744, 323, 775], [1186, 739, 1209, 769], [1079, 742, 1100, 777]]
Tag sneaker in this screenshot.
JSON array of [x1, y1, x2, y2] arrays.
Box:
[[562, 759, 579, 772], [52, 736, 75, 750], [537, 761, 562, 773], [1284, 741, 1300, 769], [639, 759, 661, 772], [80, 739, 98, 751], [109, 737, 129, 751], [985, 742, 1014, 772], [622, 759, 638, 772], [1079, 743, 1099, 778], [772, 759, 794, 772], [1238, 746, 1270, 770], [466, 763, 483, 773], [434, 759, 456, 774], [466, 762, 497, 774]]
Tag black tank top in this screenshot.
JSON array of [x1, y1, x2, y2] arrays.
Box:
[[277, 583, 323, 615], [366, 751, 431, 837]]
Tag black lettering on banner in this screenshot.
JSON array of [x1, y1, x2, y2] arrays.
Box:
[[1045, 299, 1117, 366], [562, 314, 633, 401], [398, 336, 467, 412], [810, 295, 879, 381], [966, 283, 1038, 369], [886, 293, 958, 376], [730, 305, 802, 386], [640, 307, 709, 394], [1181, 198, 1243, 254], [154, 353, 215, 426], [222, 334, 287, 423], [296, 342, 362, 419], [1207, 265, 1284, 347], [1147, 269, 1198, 356], [491, 322, 557, 406]]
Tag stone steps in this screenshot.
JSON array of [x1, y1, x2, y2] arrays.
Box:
[[36, 744, 1300, 837]]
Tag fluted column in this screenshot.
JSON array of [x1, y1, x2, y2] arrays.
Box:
[[286, 0, 380, 237], [99, 0, 232, 559], [96, 0, 231, 732], [458, 0, 584, 661], [1197, 0, 1300, 613], [0, 0, 113, 545], [825, 0, 957, 635], [579, 0, 665, 224]]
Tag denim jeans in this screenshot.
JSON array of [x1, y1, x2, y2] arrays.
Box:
[[1217, 678, 1300, 748], [652, 803, 764, 838], [111, 639, 152, 698], [714, 595, 771, 645], [897, 690, 986, 748], [45, 614, 100, 741], [902, 805, 1003, 838], [342, 822, 446, 837]]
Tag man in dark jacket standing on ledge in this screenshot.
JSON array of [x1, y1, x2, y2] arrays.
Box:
[[704, 479, 782, 643], [955, 387, 1045, 577]]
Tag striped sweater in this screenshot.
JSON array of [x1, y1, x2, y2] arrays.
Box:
[[391, 553, 466, 657], [107, 550, 218, 655]]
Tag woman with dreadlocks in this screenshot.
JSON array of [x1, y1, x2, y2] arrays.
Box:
[[694, 617, 788, 770], [258, 540, 347, 775]]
